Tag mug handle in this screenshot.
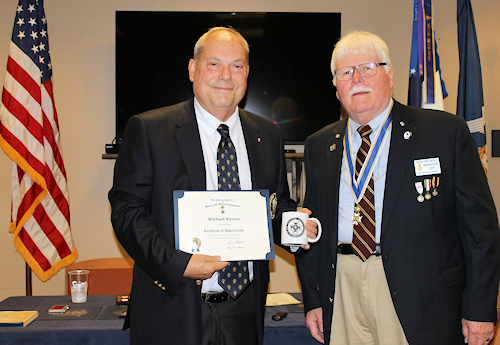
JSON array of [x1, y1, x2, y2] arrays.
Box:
[[307, 218, 322, 243]]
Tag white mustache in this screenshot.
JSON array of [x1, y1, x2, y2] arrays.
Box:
[[349, 86, 372, 96]]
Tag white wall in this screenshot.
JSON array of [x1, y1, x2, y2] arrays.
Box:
[[0, 0, 499, 300]]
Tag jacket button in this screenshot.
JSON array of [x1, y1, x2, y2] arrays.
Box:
[[196, 280, 202, 286]]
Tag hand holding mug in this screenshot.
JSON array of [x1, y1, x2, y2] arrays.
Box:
[[281, 210, 322, 251]]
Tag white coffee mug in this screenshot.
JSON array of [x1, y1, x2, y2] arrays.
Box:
[[281, 211, 322, 246]]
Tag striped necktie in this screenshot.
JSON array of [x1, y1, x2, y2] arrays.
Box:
[[351, 125, 376, 261], [216, 124, 249, 299]]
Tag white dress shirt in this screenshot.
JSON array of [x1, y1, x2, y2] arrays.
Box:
[[194, 98, 254, 293]]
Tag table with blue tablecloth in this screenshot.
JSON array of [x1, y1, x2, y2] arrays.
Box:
[[0, 294, 318, 344]]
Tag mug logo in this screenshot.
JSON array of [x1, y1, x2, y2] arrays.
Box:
[[286, 217, 305, 237]]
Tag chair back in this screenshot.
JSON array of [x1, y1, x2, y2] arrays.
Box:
[[65, 257, 134, 295]]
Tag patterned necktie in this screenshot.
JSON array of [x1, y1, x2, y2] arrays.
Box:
[[351, 125, 376, 261], [216, 124, 249, 299]]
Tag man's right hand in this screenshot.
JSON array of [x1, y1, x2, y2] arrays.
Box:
[[183, 254, 229, 280], [305, 307, 325, 344]]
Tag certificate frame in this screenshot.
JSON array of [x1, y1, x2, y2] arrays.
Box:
[[173, 190, 275, 261]]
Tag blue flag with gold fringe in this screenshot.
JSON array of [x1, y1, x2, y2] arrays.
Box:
[[457, 0, 487, 173], [408, 0, 448, 110]]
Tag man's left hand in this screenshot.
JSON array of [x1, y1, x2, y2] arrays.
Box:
[[296, 208, 318, 250], [462, 318, 495, 345]]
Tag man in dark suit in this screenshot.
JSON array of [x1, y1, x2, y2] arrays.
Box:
[[295, 31, 500, 345], [108, 27, 304, 344]]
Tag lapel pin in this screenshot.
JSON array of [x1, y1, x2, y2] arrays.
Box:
[[335, 133, 341, 139], [257, 137, 261, 142], [330, 144, 336, 152], [403, 131, 412, 140], [400, 121, 405, 126]]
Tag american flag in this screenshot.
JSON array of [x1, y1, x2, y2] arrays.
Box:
[[0, 0, 78, 282]]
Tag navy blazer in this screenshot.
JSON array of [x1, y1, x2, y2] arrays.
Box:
[[296, 100, 500, 344], [109, 99, 296, 344]]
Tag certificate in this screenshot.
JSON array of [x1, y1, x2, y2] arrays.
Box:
[[173, 190, 275, 261]]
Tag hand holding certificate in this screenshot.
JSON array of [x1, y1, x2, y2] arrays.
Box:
[[174, 190, 275, 261]]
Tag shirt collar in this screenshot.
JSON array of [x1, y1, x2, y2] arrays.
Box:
[[348, 98, 393, 135], [194, 97, 240, 136]]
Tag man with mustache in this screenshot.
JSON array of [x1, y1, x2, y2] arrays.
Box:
[[109, 27, 309, 344], [295, 31, 500, 345]]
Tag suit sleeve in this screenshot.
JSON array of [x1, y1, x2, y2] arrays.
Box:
[[108, 115, 191, 298], [453, 117, 500, 322], [294, 138, 322, 313]]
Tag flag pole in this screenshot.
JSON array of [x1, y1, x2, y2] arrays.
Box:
[[25, 263, 32, 296]]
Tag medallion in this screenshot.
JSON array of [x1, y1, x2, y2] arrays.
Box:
[[269, 193, 277, 219], [432, 176, 440, 196], [415, 181, 424, 203], [351, 205, 363, 225], [424, 179, 432, 200]]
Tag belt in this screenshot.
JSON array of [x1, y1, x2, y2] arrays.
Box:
[[337, 243, 381, 256], [201, 291, 229, 303]]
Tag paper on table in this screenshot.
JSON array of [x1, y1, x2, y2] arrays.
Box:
[[265, 293, 301, 306]]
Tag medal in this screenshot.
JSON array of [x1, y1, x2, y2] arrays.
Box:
[[432, 176, 439, 196], [424, 178, 432, 200], [351, 205, 362, 225], [415, 182, 424, 202], [269, 193, 277, 219]]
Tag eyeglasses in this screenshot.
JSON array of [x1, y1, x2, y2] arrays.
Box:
[[334, 62, 387, 81]]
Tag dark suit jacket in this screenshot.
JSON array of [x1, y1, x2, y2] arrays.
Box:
[[296, 100, 500, 344], [109, 99, 296, 344]]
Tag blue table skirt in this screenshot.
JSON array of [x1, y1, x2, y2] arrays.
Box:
[[0, 295, 319, 344]]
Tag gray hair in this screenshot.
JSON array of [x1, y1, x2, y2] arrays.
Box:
[[331, 31, 392, 86], [193, 27, 250, 62]]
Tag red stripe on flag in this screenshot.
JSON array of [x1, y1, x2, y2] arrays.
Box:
[[41, 87, 67, 178], [44, 165, 70, 224], [17, 165, 24, 184], [18, 227, 52, 271], [42, 79, 58, 125], [1, 88, 44, 145], [32, 203, 72, 259], [6, 56, 42, 104], [16, 183, 43, 225], [0, 122, 45, 174]]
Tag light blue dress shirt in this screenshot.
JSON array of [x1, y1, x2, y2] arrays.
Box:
[[337, 99, 393, 244]]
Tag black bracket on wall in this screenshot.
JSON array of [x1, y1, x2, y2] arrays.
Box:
[[492, 130, 500, 157]]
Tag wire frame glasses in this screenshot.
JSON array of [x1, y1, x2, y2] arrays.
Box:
[[334, 62, 387, 81]]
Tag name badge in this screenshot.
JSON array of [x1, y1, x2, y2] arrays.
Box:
[[414, 157, 441, 176]]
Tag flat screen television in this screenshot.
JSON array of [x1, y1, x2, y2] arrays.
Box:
[[115, 11, 341, 145]]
